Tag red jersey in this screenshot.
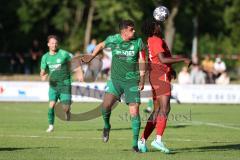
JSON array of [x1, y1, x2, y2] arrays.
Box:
[[147, 36, 172, 73], [147, 36, 172, 97]]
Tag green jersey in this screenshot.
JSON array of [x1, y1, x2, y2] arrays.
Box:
[[40, 49, 73, 86], [104, 34, 144, 82]]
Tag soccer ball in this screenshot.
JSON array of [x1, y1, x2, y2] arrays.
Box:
[[153, 6, 169, 22]]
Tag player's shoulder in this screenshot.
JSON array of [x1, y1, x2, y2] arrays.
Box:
[[148, 36, 163, 44], [58, 49, 73, 57], [58, 49, 68, 54], [41, 52, 49, 59], [105, 34, 120, 41]]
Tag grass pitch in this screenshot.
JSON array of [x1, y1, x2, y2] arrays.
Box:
[[0, 102, 239, 160]]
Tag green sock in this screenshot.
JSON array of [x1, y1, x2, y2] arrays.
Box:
[[148, 99, 153, 109], [48, 107, 55, 125], [131, 115, 141, 147], [101, 107, 111, 129]]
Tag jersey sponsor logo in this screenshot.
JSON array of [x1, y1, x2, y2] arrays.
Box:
[[121, 50, 135, 56], [56, 58, 61, 63], [106, 41, 137, 51], [49, 64, 61, 71]]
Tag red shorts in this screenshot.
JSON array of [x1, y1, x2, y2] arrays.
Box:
[[149, 69, 172, 99]]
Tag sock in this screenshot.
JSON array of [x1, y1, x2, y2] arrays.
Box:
[[101, 107, 111, 129], [48, 107, 55, 125], [156, 135, 162, 143], [156, 115, 167, 138], [142, 112, 156, 140], [147, 99, 153, 109], [131, 115, 141, 147]]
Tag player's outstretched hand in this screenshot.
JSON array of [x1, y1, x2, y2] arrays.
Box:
[[81, 55, 93, 63], [183, 58, 191, 64]]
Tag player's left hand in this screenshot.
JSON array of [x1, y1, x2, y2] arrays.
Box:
[[81, 55, 93, 63]]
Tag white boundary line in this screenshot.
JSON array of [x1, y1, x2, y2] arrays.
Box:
[[0, 134, 236, 143], [176, 121, 240, 130]]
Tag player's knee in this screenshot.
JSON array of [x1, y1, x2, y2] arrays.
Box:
[[129, 103, 139, 116], [49, 101, 56, 108], [102, 101, 112, 109]]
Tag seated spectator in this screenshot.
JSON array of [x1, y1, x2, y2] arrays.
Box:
[[178, 66, 191, 84], [215, 71, 230, 85], [214, 57, 226, 77], [201, 54, 214, 83], [190, 63, 207, 84]]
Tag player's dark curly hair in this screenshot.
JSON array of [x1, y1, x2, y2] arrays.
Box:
[[141, 18, 161, 37]]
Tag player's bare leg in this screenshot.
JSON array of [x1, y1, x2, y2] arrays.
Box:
[[101, 93, 118, 143], [151, 96, 171, 153], [138, 99, 159, 152], [62, 104, 71, 121]]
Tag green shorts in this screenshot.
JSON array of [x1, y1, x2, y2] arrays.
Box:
[[106, 79, 140, 104], [49, 84, 72, 105]]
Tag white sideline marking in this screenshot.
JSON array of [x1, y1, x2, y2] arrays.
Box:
[[0, 134, 235, 143], [177, 121, 240, 130]]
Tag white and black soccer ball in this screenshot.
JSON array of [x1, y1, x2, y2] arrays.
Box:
[[153, 6, 169, 22]]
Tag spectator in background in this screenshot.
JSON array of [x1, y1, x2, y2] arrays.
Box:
[[85, 38, 101, 81], [75, 51, 87, 75], [214, 57, 226, 77], [178, 66, 191, 84], [84, 54, 102, 81], [16, 52, 25, 74], [103, 47, 112, 60], [101, 53, 111, 79], [86, 39, 97, 54], [215, 71, 230, 85], [201, 54, 214, 83], [29, 40, 42, 74], [9, 53, 17, 73], [190, 63, 206, 84]]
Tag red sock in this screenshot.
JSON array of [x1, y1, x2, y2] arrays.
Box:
[[142, 117, 156, 140], [156, 115, 167, 136]]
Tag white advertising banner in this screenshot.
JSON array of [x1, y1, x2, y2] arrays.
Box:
[[0, 81, 240, 104]]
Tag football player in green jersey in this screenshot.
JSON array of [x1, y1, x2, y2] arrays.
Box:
[[81, 20, 146, 152], [40, 35, 83, 132]]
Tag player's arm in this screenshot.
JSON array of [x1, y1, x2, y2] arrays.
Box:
[[40, 55, 48, 81], [40, 69, 48, 81], [158, 53, 190, 65], [138, 49, 146, 90], [81, 42, 105, 63]]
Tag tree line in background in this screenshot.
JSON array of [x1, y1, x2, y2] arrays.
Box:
[[0, 0, 239, 71]]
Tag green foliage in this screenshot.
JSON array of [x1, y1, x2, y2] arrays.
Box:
[[172, 33, 184, 54], [93, 0, 143, 39], [0, 0, 239, 63], [224, 0, 240, 46]]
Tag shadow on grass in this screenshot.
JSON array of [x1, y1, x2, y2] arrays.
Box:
[[97, 127, 145, 131], [167, 125, 188, 129], [0, 147, 58, 152], [173, 144, 240, 153]]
